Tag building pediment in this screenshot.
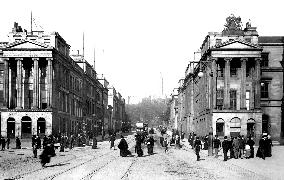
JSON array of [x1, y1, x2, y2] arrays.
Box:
[[213, 39, 261, 50], [3, 40, 52, 49]]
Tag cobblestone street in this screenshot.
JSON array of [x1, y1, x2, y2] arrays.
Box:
[[1, 134, 282, 180]]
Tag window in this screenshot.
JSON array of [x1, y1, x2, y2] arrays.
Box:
[[230, 67, 237, 77], [217, 64, 224, 77], [216, 89, 224, 110], [261, 82, 269, 98], [216, 118, 225, 136], [230, 117, 241, 137], [261, 53, 269, 67], [230, 90, 237, 110], [246, 91, 250, 110]]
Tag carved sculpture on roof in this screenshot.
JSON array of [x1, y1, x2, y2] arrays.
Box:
[[222, 14, 244, 35]]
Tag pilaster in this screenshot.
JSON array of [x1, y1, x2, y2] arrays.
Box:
[[32, 58, 39, 109], [46, 58, 53, 109], [224, 58, 231, 109], [255, 58, 261, 109], [211, 57, 217, 109], [2, 58, 9, 108], [240, 58, 248, 109], [15, 58, 23, 109]]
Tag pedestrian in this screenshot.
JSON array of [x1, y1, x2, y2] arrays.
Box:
[[118, 135, 131, 157], [32, 135, 37, 157], [135, 134, 144, 157], [229, 137, 234, 159], [16, 137, 21, 149], [6, 136, 10, 149], [1, 136, 5, 151], [164, 137, 169, 153], [59, 135, 65, 152], [175, 134, 181, 148], [246, 136, 255, 158], [232, 136, 240, 159], [194, 136, 202, 161], [238, 135, 245, 159], [213, 135, 221, 158], [146, 135, 154, 155], [43, 135, 48, 149], [203, 135, 208, 150], [69, 135, 74, 149], [109, 133, 116, 150], [222, 136, 230, 161], [191, 133, 195, 149], [40, 138, 53, 167], [36, 136, 41, 149], [266, 135, 273, 157], [256, 135, 266, 160], [188, 133, 192, 147]]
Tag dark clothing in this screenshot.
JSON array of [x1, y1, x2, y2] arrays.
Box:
[[213, 138, 221, 148], [1, 137, 5, 150], [232, 138, 240, 159], [222, 140, 230, 161], [37, 137, 41, 149], [229, 139, 234, 158], [118, 138, 131, 157], [203, 136, 208, 150], [110, 135, 116, 149], [265, 138, 272, 157], [147, 137, 154, 155], [256, 138, 266, 159], [40, 144, 53, 166], [194, 139, 202, 161], [16, 138, 21, 149], [135, 135, 144, 157]]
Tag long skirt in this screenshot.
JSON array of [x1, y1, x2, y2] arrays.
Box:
[[120, 149, 131, 157], [147, 145, 153, 154], [137, 147, 143, 157]]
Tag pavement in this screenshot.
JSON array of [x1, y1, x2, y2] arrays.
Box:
[[181, 138, 284, 180]]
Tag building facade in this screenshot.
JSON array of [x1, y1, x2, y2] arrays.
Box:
[[173, 15, 284, 144], [0, 22, 127, 139]]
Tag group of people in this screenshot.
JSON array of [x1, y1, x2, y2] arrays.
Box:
[[0, 136, 21, 150], [192, 133, 273, 161]]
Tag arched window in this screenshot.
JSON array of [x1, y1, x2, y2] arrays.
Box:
[[230, 117, 241, 137], [7, 118, 15, 138], [247, 118, 255, 137], [216, 118, 225, 136]]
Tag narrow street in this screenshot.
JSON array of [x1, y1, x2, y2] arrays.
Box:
[[1, 133, 276, 180]]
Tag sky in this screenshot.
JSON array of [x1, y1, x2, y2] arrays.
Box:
[[0, 0, 283, 104]]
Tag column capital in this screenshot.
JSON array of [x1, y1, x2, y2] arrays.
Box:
[[224, 57, 232, 62], [240, 57, 248, 62], [32, 58, 39, 61], [255, 57, 262, 62], [0, 57, 9, 61], [46, 57, 53, 61], [15, 58, 23, 61]]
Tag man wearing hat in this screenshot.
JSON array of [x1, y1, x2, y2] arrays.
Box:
[[222, 136, 230, 161]]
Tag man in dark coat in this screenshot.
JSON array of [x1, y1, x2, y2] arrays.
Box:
[[256, 135, 266, 160], [43, 135, 48, 149], [238, 135, 245, 159], [194, 136, 202, 161], [146, 135, 154, 155], [109, 133, 116, 150], [203, 135, 208, 150], [118, 135, 131, 157], [1, 136, 5, 151], [16, 137, 21, 149], [36, 136, 41, 149], [135, 134, 144, 157], [213, 135, 221, 158], [222, 136, 230, 161], [266, 135, 272, 157], [229, 137, 234, 159]]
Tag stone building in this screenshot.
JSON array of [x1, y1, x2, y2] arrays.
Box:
[[0, 22, 127, 139], [173, 15, 284, 143]]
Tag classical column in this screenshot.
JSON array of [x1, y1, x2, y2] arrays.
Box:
[[254, 58, 262, 109], [32, 58, 39, 109], [46, 58, 53, 109], [22, 68, 25, 109], [15, 58, 23, 109], [240, 58, 248, 109], [211, 57, 217, 109], [224, 58, 231, 109], [2, 58, 9, 108]]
